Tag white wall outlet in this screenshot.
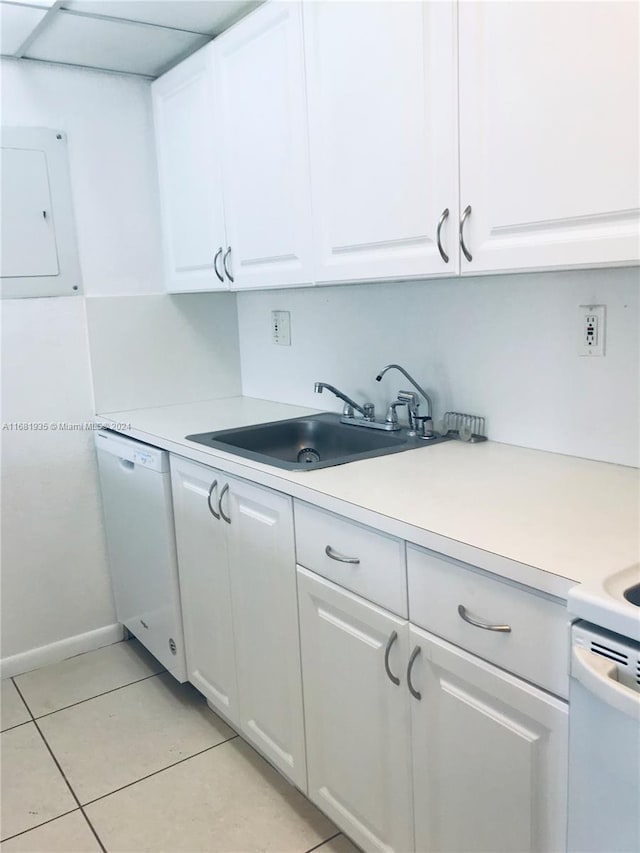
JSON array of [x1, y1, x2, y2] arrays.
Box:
[[271, 310, 291, 346], [579, 304, 606, 357]]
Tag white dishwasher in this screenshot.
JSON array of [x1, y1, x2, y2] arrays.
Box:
[[95, 430, 187, 682]]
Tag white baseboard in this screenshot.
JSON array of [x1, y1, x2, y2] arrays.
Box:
[[0, 623, 124, 679]]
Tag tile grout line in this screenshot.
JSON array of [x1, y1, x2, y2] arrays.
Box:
[[0, 807, 80, 844], [304, 831, 343, 853], [1, 719, 34, 735], [27, 670, 165, 721], [11, 679, 108, 853], [82, 733, 240, 807]]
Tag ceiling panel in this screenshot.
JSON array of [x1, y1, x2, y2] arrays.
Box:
[[24, 9, 209, 76], [0, 2, 47, 55], [62, 1, 262, 35], [7, 0, 57, 7]]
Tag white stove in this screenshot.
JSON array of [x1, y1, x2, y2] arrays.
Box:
[[568, 563, 640, 642], [566, 563, 640, 853]]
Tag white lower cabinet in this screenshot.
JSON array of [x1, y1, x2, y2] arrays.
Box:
[[170, 471, 568, 852], [170, 456, 306, 789], [296, 544, 567, 853], [225, 476, 306, 789], [170, 457, 238, 720], [297, 567, 414, 853], [408, 624, 568, 853]]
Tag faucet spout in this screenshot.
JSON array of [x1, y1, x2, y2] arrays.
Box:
[[375, 364, 433, 420], [314, 382, 374, 420]]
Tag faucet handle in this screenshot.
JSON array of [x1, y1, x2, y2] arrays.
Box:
[[385, 400, 406, 426], [363, 403, 375, 421]]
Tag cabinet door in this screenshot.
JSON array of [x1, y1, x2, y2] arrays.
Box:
[[458, 1, 640, 273], [303, 0, 458, 283], [298, 568, 414, 853], [170, 457, 238, 723], [215, 1, 314, 289], [225, 476, 306, 789], [152, 46, 227, 293], [409, 625, 568, 853]]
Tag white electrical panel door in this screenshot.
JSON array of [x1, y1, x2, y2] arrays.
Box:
[[409, 625, 568, 853], [215, 1, 314, 289], [304, 0, 458, 283], [152, 45, 228, 293], [1, 149, 58, 278], [1, 128, 82, 297], [458, 1, 640, 274]]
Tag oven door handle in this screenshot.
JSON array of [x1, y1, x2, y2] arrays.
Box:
[[572, 646, 640, 719]]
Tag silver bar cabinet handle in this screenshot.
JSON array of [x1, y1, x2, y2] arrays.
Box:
[[324, 545, 360, 565], [384, 631, 401, 686], [457, 604, 511, 633], [459, 205, 472, 262], [222, 247, 234, 282], [207, 479, 220, 520], [407, 645, 422, 700], [213, 247, 224, 283], [436, 207, 450, 263], [218, 483, 231, 524]]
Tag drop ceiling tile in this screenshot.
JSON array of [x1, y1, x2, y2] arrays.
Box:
[[8, 0, 57, 7], [0, 2, 47, 55], [25, 9, 209, 76], [62, 1, 262, 36]]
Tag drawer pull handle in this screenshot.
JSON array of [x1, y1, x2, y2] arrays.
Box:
[[325, 545, 360, 564], [207, 480, 220, 520], [218, 483, 231, 524], [384, 631, 400, 686], [407, 645, 422, 700], [457, 604, 511, 633]]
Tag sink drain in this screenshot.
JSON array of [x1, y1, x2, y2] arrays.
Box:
[[297, 447, 321, 465]]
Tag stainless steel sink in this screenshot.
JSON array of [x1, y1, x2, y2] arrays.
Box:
[[186, 412, 450, 471]]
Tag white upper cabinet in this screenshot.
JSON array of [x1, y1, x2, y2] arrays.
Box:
[[152, 0, 639, 291], [303, 0, 459, 283], [458, 0, 640, 274], [152, 46, 228, 292], [214, 1, 314, 289]]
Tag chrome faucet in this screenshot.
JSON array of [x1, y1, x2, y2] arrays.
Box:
[[375, 363, 434, 433], [314, 382, 375, 421]]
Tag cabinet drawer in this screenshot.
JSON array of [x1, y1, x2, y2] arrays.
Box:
[[294, 502, 407, 617], [407, 545, 569, 698]]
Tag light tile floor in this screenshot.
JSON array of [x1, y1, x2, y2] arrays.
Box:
[[1, 640, 359, 853]]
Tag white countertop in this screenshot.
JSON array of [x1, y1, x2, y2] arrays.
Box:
[[98, 396, 640, 601]]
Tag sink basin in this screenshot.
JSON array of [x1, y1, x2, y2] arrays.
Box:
[[623, 583, 640, 607], [187, 413, 450, 471]]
